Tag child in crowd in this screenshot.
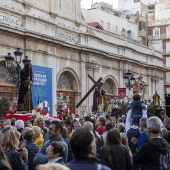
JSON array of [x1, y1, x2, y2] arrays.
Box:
[[126, 94, 147, 132]]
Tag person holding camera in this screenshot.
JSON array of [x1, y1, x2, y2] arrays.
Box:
[[1, 129, 28, 170]]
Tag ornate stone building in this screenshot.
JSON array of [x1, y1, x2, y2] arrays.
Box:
[[0, 0, 165, 115]]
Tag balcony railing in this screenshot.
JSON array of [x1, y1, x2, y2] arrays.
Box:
[[162, 49, 170, 54], [148, 34, 170, 40]]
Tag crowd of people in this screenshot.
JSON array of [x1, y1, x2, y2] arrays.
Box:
[[0, 95, 170, 170]]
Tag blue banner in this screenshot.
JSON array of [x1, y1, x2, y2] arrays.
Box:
[[32, 65, 53, 115]]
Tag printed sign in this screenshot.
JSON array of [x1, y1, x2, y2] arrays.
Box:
[[32, 66, 53, 115]]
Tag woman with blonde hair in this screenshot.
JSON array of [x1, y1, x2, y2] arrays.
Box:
[[32, 126, 44, 150], [2, 130, 28, 170], [33, 116, 48, 138], [0, 145, 12, 170]]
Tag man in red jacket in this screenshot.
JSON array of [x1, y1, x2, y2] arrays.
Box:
[[96, 117, 106, 135]]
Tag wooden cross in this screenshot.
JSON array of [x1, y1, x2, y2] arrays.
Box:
[[76, 75, 103, 108]]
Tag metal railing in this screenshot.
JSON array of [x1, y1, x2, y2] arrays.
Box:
[[148, 34, 170, 40]]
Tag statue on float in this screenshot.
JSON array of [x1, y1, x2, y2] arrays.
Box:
[[133, 75, 148, 97]]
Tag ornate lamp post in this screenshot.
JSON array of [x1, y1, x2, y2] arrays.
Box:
[[4, 48, 31, 90], [123, 70, 135, 90]]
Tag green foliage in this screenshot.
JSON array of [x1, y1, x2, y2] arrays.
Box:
[[0, 97, 9, 115]]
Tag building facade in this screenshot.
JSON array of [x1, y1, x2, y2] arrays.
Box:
[[146, 1, 170, 93], [0, 0, 165, 116]]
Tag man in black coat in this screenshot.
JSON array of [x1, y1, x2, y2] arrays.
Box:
[[133, 116, 169, 170], [66, 126, 111, 170]]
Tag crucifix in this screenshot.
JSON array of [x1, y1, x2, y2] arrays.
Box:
[[76, 74, 103, 108]]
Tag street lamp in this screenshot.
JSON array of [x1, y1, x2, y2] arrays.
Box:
[[4, 48, 31, 88], [123, 70, 135, 90]]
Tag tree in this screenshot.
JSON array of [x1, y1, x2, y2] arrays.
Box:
[[0, 97, 9, 115]]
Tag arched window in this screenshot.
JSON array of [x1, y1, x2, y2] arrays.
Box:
[[57, 72, 73, 90], [0, 64, 14, 84], [103, 79, 114, 94]]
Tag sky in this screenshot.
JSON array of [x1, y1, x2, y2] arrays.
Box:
[[81, 0, 118, 9]]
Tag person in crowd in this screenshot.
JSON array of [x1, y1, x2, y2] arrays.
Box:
[[83, 121, 103, 153], [66, 126, 111, 170], [162, 116, 170, 170], [132, 117, 148, 151], [126, 120, 140, 155], [2, 130, 28, 170], [62, 127, 69, 146], [110, 115, 117, 125], [46, 141, 65, 164], [120, 133, 132, 158], [99, 129, 133, 170], [82, 116, 92, 124], [133, 116, 169, 170], [95, 117, 106, 135], [3, 125, 13, 133], [126, 95, 147, 132], [22, 127, 39, 170], [69, 121, 81, 137], [0, 117, 5, 143], [117, 123, 125, 133], [36, 163, 70, 170], [33, 116, 48, 138], [33, 120, 68, 164], [101, 123, 114, 146], [15, 119, 25, 142], [105, 114, 111, 124], [32, 126, 44, 150], [0, 145, 12, 170], [11, 118, 16, 126], [24, 121, 33, 128]]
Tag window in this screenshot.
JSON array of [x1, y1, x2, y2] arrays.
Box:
[[57, 72, 73, 90], [166, 57, 170, 68], [107, 23, 110, 31], [103, 79, 114, 94], [166, 72, 170, 83], [166, 88, 170, 94], [166, 27, 170, 38], [153, 28, 160, 39], [166, 42, 170, 53]]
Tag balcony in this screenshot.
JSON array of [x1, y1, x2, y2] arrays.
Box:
[[148, 34, 170, 40], [139, 29, 146, 37], [162, 49, 170, 54]]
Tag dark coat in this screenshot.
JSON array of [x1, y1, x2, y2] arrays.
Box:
[[0, 161, 11, 170], [127, 127, 140, 155], [26, 140, 39, 170], [5, 149, 28, 170], [66, 157, 111, 170], [99, 144, 133, 170], [133, 138, 169, 170]]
